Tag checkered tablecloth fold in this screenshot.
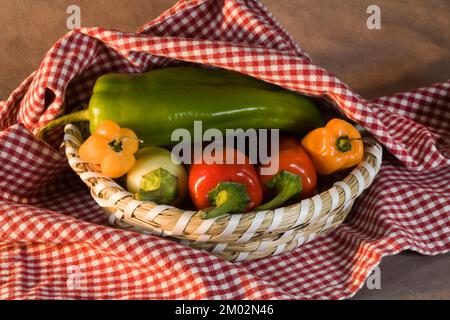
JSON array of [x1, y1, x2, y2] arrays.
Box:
[[0, 0, 449, 299]]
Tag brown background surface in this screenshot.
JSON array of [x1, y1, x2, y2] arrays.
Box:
[[0, 0, 449, 299]]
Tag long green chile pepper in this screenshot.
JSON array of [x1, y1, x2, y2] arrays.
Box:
[[36, 66, 323, 145]]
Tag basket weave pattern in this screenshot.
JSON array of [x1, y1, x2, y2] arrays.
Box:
[[64, 124, 382, 261]]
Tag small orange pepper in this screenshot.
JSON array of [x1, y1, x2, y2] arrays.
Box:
[[301, 119, 364, 175], [79, 120, 139, 178]]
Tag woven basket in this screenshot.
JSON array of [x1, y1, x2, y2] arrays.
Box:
[[63, 123, 382, 261]]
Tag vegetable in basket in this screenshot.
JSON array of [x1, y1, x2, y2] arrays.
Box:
[[36, 66, 323, 145], [126, 147, 187, 206], [257, 135, 317, 210], [301, 119, 364, 175], [189, 148, 263, 219], [79, 120, 139, 178]]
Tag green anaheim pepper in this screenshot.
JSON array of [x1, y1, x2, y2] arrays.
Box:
[[37, 66, 323, 146]]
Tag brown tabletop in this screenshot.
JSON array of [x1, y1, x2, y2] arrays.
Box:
[[0, 0, 449, 299]]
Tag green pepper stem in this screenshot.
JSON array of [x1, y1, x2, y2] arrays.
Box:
[[336, 136, 362, 153], [200, 182, 250, 219], [108, 140, 123, 152], [257, 170, 302, 211], [35, 109, 90, 139], [136, 168, 179, 205]]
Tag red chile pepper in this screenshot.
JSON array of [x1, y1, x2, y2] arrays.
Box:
[[189, 148, 263, 219], [258, 134, 317, 210]]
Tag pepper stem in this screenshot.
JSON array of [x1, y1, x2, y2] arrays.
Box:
[[200, 182, 250, 219], [336, 136, 362, 152], [257, 171, 302, 211], [108, 140, 123, 152], [35, 109, 90, 139], [136, 168, 178, 205]]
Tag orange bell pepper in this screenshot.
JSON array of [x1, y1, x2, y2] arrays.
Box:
[[79, 120, 139, 178], [301, 119, 364, 175]]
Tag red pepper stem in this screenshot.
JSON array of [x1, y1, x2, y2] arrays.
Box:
[[200, 182, 250, 219], [136, 168, 178, 205], [36, 109, 90, 139], [257, 171, 302, 211]]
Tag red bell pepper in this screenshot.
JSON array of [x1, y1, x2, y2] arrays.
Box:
[[258, 134, 317, 210], [189, 148, 263, 219]]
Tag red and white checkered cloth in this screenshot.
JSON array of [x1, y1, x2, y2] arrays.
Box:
[[0, 0, 449, 299]]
